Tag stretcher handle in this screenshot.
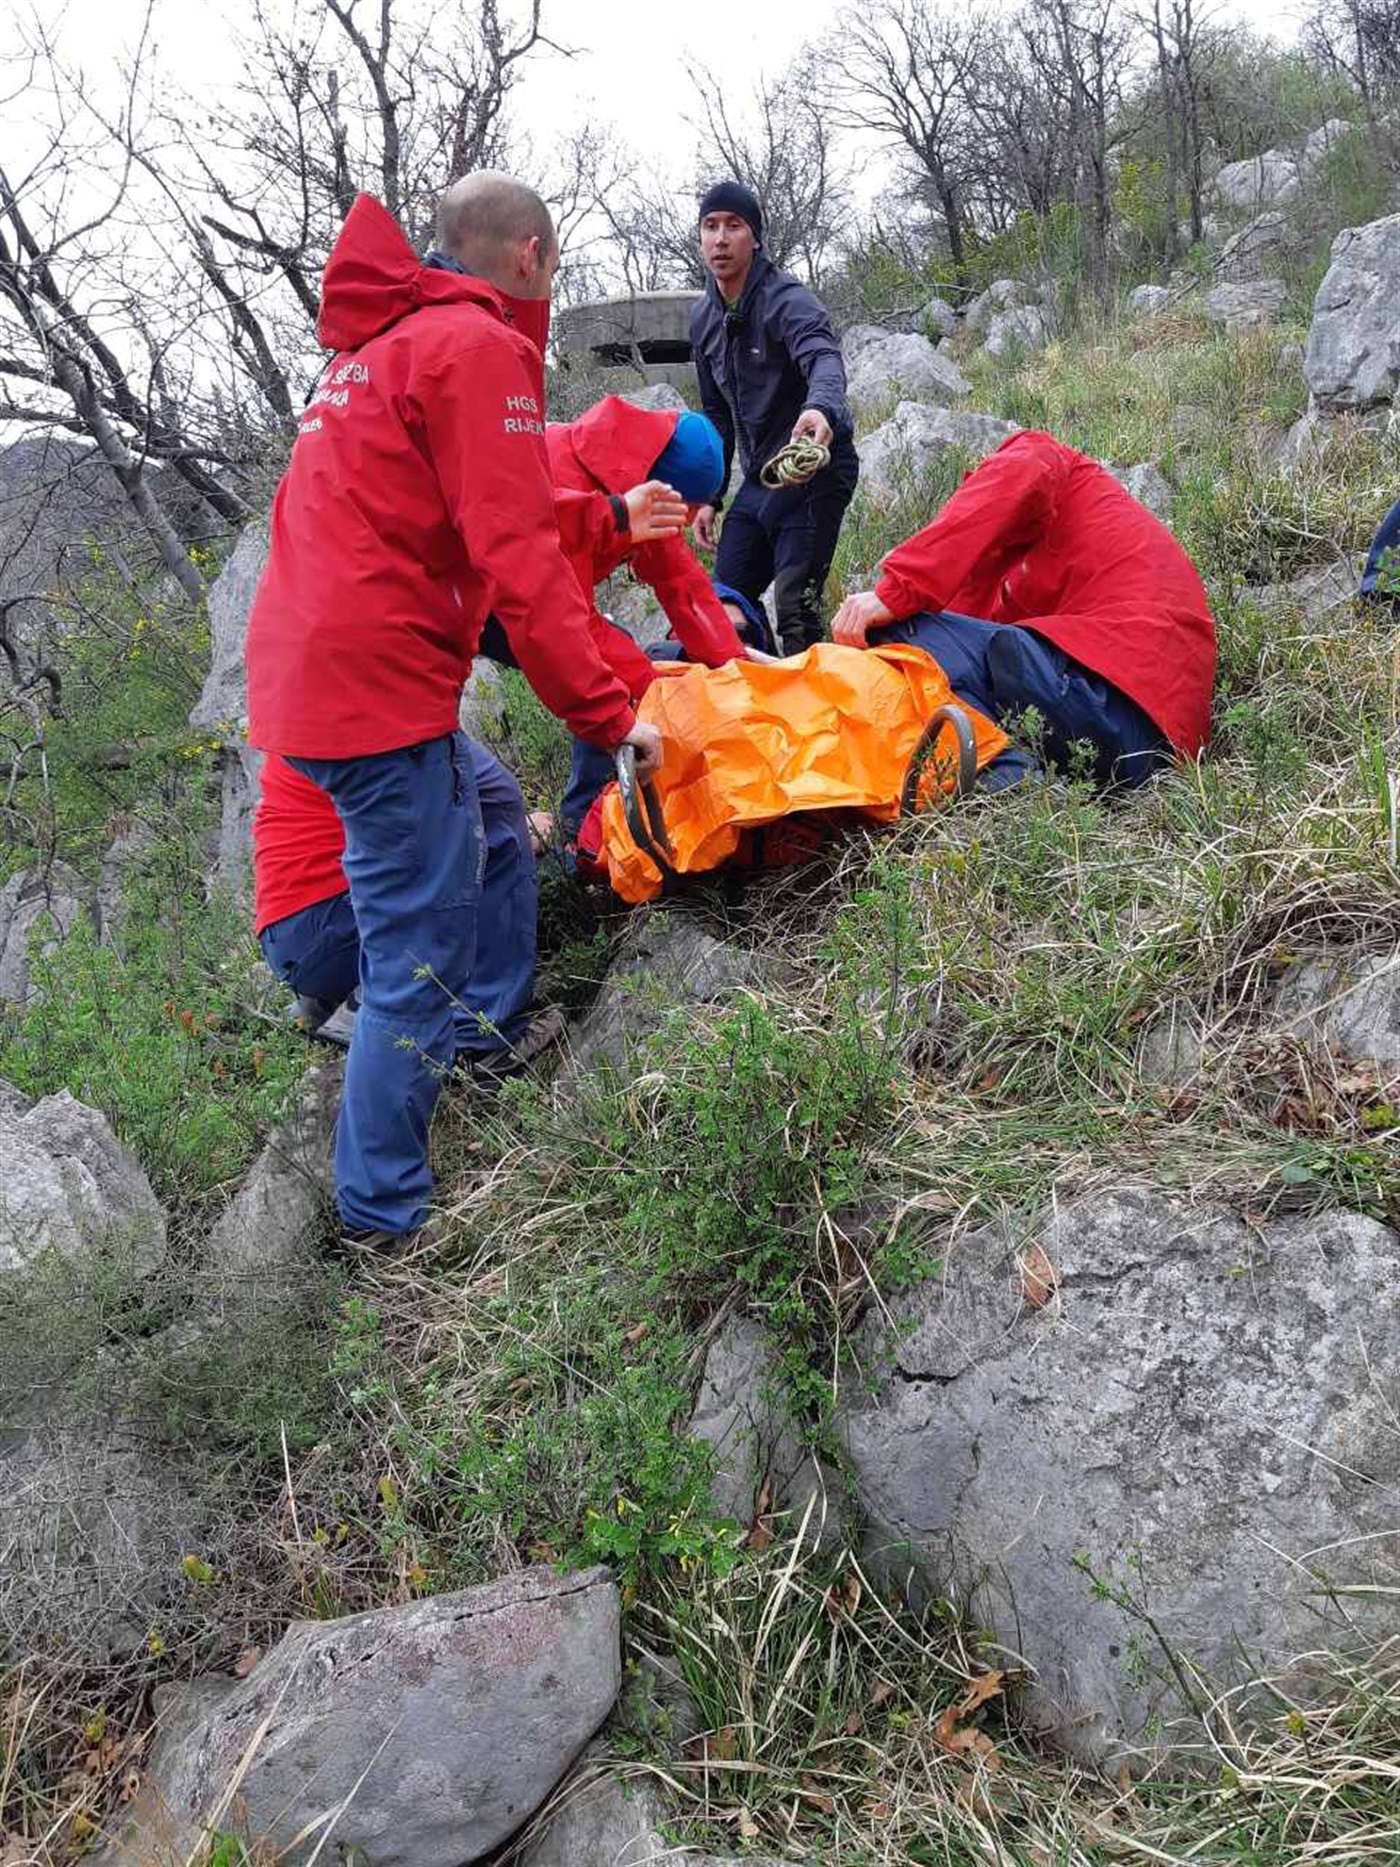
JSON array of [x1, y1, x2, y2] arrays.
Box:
[[901, 703, 978, 814], [615, 743, 676, 872]]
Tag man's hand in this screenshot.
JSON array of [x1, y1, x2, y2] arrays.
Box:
[[830, 589, 894, 648], [622, 719, 664, 779], [624, 480, 687, 543], [693, 504, 718, 550], [792, 408, 834, 449]]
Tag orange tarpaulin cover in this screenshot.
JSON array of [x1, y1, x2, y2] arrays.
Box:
[[598, 641, 1008, 903]]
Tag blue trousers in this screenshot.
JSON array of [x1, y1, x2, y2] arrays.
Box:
[[871, 611, 1170, 789], [715, 455, 859, 654], [286, 733, 536, 1235], [1360, 498, 1400, 603]]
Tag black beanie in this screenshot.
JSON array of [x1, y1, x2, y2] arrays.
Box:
[[698, 180, 763, 244]]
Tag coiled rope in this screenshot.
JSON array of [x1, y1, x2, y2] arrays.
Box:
[[759, 435, 830, 489]]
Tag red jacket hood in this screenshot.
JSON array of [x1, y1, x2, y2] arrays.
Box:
[[548, 394, 681, 493], [317, 194, 506, 352]]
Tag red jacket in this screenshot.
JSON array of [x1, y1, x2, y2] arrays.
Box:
[[253, 754, 350, 935], [874, 432, 1216, 756], [547, 396, 746, 698], [246, 195, 635, 758]]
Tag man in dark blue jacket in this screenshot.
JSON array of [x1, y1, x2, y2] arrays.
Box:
[[689, 182, 859, 656]]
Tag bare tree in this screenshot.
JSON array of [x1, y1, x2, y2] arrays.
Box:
[[824, 1, 988, 283]]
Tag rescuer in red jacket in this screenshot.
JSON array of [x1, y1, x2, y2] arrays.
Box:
[[832, 431, 1215, 786], [245, 176, 668, 1248]]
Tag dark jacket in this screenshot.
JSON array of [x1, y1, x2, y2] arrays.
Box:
[[690, 251, 855, 503]]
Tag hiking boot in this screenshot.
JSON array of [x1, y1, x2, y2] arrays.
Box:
[[458, 1005, 568, 1089]]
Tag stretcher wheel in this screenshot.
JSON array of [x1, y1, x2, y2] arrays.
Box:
[[900, 704, 977, 814], [615, 743, 676, 873]]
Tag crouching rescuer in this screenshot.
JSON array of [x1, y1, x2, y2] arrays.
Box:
[[245, 175, 662, 1249]]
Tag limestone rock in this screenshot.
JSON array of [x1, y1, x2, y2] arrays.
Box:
[[1303, 213, 1400, 412], [1213, 148, 1301, 212], [690, 1316, 847, 1553], [1128, 284, 1172, 317], [857, 402, 1020, 507], [838, 1190, 1400, 1762], [1243, 562, 1359, 620], [844, 327, 970, 414], [459, 657, 508, 743], [964, 278, 1038, 336], [519, 1766, 671, 1867], [1107, 462, 1174, 524], [103, 1568, 621, 1867], [1273, 948, 1400, 1076], [621, 382, 687, 413], [205, 1061, 340, 1271], [0, 1086, 165, 1277], [568, 911, 770, 1076], [190, 521, 270, 894], [0, 864, 86, 1006], [1136, 1003, 1205, 1087], [1214, 211, 1288, 282], [984, 304, 1050, 358], [918, 294, 958, 339], [1204, 279, 1288, 328]]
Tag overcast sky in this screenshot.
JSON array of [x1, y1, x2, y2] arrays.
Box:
[[16, 0, 1310, 197]]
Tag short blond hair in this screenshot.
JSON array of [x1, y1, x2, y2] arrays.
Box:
[[434, 171, 556, 270]]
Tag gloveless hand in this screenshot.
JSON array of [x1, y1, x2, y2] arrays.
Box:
[[830, 590, 894, 647], [624, 480, 688, 543], [692, 503, 718, 550], [622, 719, 664, 779], [792, 407, 834, 449]]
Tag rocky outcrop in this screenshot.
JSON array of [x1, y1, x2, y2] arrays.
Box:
[[838, 1190, 1400, 1763], [690, 1315, 846, 1553], [1204, 279, 1288, 328], [0, 1084, 165, 1277], [102, 1568, 621, 1867], [843, 327, 971, 414], [985, 303, 1051, 358], [1303, 212, 1400, 412], [0, 863, 85, 1005], [568, 911, 771, 1076], [190, 520, 269, 894], [917, 294, 958, 339], [1212, 118, 1357, 212], [1215, 211, 1288, 282], [856, 403, 1020, 507], [205, 1060, 341, 1271], [964, 278, 1041, 336]]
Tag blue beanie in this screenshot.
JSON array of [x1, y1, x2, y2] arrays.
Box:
[[699, 180, 763, 244], [651, 412, 725, 505]]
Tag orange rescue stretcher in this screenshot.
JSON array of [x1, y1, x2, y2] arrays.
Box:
[[592, 642, 1009, 903]]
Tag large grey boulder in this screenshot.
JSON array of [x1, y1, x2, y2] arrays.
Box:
[[1213, 148, 1301, 212], [1215, 211, 1288, 282], [856, 402, 1020, 507], [844, 328, 970, 414], [190, 520, 270, 894], [838, 1190, 1400, 1763], [621, 382, 687, 413], [1303, 213, 1400, 412], [690, 1316, 846, 1553], [103, 1568, 621, 1867], [205, 1061, 340, 1271], [568, 912, 770, 1076], [1204, 279, 1288, 328], [0, 864, 85, 1005], [1273, 947, 1400, 1075], [984, 304, 1050, 358], [0, 1085, 165, 1277], [964, 278, 1039, 336], [918, 295, 958, 339], [1128, 284, 1173, 317]]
